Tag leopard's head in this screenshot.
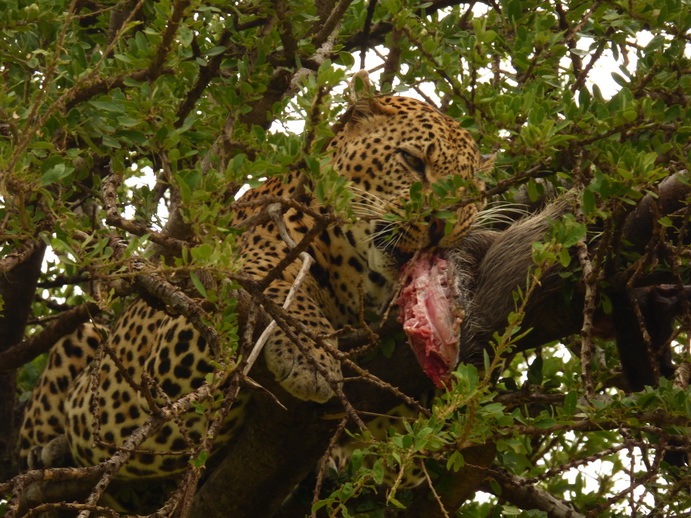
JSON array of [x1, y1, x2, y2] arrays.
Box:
[[329, 95, 490, 270]]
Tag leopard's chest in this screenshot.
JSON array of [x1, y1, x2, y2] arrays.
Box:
[[309, 223, 399, 328], [238, 208, 399, 327]]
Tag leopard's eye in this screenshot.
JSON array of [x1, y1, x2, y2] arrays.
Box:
[[399, 150, 426, 177]]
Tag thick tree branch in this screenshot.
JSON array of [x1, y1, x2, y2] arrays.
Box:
[[0, 240, 44, 274], [0, 302, 99, 372], [483, 469, 585, 518], [174, 28, 232, 127]]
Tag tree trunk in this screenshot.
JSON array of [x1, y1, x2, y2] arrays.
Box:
[[0, 243, 45, 482]]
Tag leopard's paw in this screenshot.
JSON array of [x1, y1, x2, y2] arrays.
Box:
[[28, 435, 73, 469], [264, 338, 340, 403]]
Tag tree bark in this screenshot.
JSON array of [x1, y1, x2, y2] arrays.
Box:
[[0, 243, 46, 482]]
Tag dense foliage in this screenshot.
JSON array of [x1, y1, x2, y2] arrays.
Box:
[[1, 0, 689, 516]]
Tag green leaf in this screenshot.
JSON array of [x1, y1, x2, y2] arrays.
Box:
[[372, 459, 385, 484], [409, 182, 423, 202], [88, 100, 124, 113], [582, 188, 596, 215], [563, 390, 578, 415], [41, 163, 75, 185], [190, 272, 207, 298], [190, 450, 208, 468], [558, 247, 571, 267], [339, 51, 355, 68], [447, 450, 465, 471], [113, 53, 133, 63], [116, 116, 140, 128], [387, 496, 407, 509], [30, 141, 54, 150], [311, 500, 329, 513], [116, 130, 147, 145], [380, 335, 396, 358], [527, 355, 543, 385], [205, 46, 227, 57], [101, 135, 121, 148], [190, 243, 213, 263], [534, 417, 557, 429]]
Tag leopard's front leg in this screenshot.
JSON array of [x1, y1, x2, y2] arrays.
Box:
[[261, 279, 342, 403]]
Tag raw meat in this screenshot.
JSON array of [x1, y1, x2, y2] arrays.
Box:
[[397, 252, 461, 388]]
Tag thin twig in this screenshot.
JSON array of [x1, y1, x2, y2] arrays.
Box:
[[421, 461, 450, 518], [310, 415, 349, 517]]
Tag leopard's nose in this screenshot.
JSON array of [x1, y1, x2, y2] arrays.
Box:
[[428, 216, 445, 246]]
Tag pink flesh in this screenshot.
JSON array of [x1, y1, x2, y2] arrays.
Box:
[[397, 253, 461, 388]]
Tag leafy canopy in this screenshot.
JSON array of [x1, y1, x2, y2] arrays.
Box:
[[1, 0, 689, 516]]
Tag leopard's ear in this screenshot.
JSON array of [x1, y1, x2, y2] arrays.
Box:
[[472, 153, 494, 210], [347, 71, 396, 122], [348, 70, 374, 103], [331, 71, 394, 137], [478, 153, 496, 173]]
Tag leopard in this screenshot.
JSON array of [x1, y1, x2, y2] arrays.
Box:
[[19, 91, 490, 482]]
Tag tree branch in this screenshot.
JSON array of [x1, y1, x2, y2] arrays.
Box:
[[483, 468, 586, 518], [0, 240, 44, 274], [0, 302, 100, 372]]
